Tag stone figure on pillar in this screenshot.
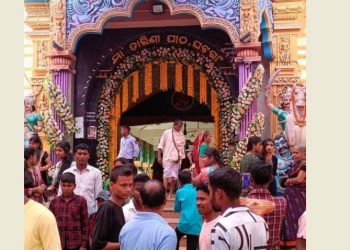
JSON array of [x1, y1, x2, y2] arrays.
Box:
[[24, 96, 43, 148], [284, 84, 306, 148], [265, 70, 306, 148]]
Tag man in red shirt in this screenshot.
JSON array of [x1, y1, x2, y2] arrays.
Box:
[[49, 172, 89, 250], [247, 161, 287, 250]]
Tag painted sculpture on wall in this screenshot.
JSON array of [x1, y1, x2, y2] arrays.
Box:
[[273, 133, 293, 195], [265, 69, 291, 131], [265, 70, 306, 148], [265, 70, 306, 194], [285, 84, 306, 148], [24, 96, 43, 148]]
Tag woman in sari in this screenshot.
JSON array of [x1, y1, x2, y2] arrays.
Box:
[[24, 148, 46, 203], [281, 146, 306, 247], [192, 131, 212, 176], [47, 141, 74, 194], [29, 135, 52, 186], [192, 148, 224, 186]]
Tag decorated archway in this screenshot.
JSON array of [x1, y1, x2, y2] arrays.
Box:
[[65, 0, 241, 52], [94, 34, 235, 178]]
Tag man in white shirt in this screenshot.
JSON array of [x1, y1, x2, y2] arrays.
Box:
[[209, 167, 269, 250], [61, 143, 103, 215], [196, 183, 220, 250], [123, 174, 150, 223], [157, 119, 186, 198], [118, 125, 140, 163]]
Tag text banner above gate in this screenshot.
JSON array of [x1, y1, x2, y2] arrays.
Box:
[[111, 32, 226, 66]]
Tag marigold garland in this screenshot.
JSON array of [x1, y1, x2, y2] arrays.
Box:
[[132, 71, 139, 102], [160, 62, 168, 91], [187, 65, 194, 97], [200, 72, 207, 104], [175, 63, 183, 92], [122, 79, 128, 112], [109, 102, 117, 171], [145, 63, 153, 96], [231, 112, 265, 170]]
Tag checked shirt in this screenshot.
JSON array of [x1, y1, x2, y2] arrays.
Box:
[[248, 189, 287, 250], [49, 194, 89, 249]]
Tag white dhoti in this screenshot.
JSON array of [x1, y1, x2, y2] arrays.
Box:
[[158, 128, 186, 180], [163, 162, 181, 179]]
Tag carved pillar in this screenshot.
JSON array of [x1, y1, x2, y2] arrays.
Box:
[[269, 0, 306, 137], [46, 50, 76, 163], [25, 2, 51, 153], [234, 43, 262, 138]]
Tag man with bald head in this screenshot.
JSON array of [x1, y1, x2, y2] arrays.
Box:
[[119, 180, 177, 250]]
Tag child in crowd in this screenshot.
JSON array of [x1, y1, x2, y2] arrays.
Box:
[[174, 170, 202, 250], [49, 172, 89, 250]]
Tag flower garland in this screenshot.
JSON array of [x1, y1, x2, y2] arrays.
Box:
[[145, 63, 153, 95], [132, 71, 139, 102], [44, 74, 76, 135], [230, 64, 265, 131], [96, 46, 234, 176], [231, 112, 265, 170], [187, 65, 194, 97], [40, 108, 64, 148], [175, 63, 183, 92]]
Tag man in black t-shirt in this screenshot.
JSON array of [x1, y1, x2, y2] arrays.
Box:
[[92, 166, 133, 250]]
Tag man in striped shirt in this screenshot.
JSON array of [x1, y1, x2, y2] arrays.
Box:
[[209, 167, 269, 250]]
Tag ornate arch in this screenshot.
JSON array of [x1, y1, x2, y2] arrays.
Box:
[[95, 45, 234, 178], [66, 0, 240, 52]]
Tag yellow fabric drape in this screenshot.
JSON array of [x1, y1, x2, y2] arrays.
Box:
[[160, 62, 168, 91], [132, 71, 139, 102], [175, 63, 183, 92], [187, 65, 194, 97], [200, 72, 207, 104], [145, 63, 152, 96], [211, 89, 220, 148], [122, 79, 128, 112]]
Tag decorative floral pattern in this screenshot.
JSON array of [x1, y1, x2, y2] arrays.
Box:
[[231, 112, 265, 170], [66, 0, 128, 37], [44, 74, 76, 135], [96, 46, 234, 176], [230, 64, 264, 131], [172, 0, 240, 33], [41, 108, 64, 148]]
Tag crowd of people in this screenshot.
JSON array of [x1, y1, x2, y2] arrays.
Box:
[[24, 119, 306, 250]]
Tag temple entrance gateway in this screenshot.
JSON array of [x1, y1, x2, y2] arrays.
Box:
[[74, 27, 237, 178]]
